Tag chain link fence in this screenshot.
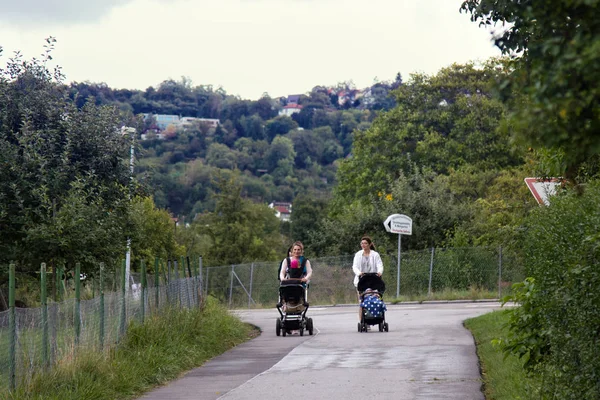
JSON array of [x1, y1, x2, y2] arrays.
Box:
[[0, 258, 203, 393], [206, 247, 524, 309], [0, 247, 524, 393]]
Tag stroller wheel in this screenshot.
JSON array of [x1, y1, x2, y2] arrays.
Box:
[[357, 322, 361, 332], [300, 328, 304, 336], [384, 322, 389, 332], [307, 318, 314, 335], [378, 322, 383, 332], [282, 328, 287, 337], [276, 318, 282, 336]]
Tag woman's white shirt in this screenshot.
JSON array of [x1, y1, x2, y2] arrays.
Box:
[[352, 250, 383, 286]]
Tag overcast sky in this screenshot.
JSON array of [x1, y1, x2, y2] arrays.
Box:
[[0, 0, 501, 100]]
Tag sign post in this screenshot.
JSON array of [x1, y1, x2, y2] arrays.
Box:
[[383, 214, 412, 298]]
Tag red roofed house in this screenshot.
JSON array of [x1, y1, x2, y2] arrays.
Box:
[[278, 103, 303, 117], [268, 202, 292, 222]]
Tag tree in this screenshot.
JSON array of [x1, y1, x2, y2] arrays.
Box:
[[290, 192, 329, 248], [0, 39, 133, 273], [129, 196, 183, 267], [334, 63, 520, 205], [195, 174, 283, 266], [265, 115, 298, 141], [265, 136, 296, 172], [461, 0, 600, 183]]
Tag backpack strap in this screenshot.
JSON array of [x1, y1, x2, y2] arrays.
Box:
[[301, 257, 308, 274]]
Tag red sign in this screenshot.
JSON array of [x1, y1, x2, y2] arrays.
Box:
[[524, 177, 561, 206]]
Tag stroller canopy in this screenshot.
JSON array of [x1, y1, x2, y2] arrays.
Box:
[[357, 273, 386, 294]]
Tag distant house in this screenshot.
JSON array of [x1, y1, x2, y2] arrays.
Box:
[[153, 114, 180, 130], [142, 114, 220, 136], [180, 117, 220, 129], [269, 202, 292, 222], [287, 94, 301, 104], [278, 103, 303, 117]]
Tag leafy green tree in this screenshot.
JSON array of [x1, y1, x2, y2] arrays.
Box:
[[290, 192, 329, 248], [265, 115, 298, 141], [288, 130, 324, 169], [461, 0, 600, 182], [0, 40, 133, 273], [129, 196, 182, 268], [240, 114, 265, 140], [195, 174, 283, 266], [335, 63, 520, 205], [265, 136, 296, 172], [206, 143, 239, 169]]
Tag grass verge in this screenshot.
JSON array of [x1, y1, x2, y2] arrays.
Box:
[[464, 309, 538, 400], [2, 297, 257, 400]]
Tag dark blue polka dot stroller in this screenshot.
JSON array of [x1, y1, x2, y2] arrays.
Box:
[[357, 273, 389, 333]]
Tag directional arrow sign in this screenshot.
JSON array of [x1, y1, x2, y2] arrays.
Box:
[[383, 214, 412, 235]]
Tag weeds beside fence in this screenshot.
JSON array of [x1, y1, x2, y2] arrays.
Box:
[[0, 257, 203, 394]]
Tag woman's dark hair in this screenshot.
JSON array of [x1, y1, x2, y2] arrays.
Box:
[[361, 236, 376, 251]]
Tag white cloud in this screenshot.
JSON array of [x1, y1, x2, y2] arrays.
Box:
[[0, 0, 500, 99]]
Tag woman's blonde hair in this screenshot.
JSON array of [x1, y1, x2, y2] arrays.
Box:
[[291, 241, 304, 253]]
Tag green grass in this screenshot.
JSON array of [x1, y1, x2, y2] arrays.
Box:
[[1, 297, 257, 400], [464, 310, 539, 400]]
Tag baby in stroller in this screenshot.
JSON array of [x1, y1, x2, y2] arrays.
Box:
[[357, 273, 389, 332]]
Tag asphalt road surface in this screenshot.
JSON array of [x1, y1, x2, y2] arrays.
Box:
[[140, 301, 508, 400]]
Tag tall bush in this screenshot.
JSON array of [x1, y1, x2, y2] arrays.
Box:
[[502, 182, 600, 399]]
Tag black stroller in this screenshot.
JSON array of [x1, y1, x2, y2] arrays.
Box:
[[276, 279, 314, 337], [357, 273, 389, 333]]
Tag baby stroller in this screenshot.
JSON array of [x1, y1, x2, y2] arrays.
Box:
[[276, 279, 314, 337], [357, 273, 389, 333]]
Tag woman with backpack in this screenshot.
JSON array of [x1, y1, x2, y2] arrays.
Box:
[[279, 241, 312, 283]]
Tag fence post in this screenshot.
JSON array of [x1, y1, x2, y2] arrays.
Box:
[[74, 263, 81, 346], [167, 259, 172, 306], [190, 257, 197, 306], [154, 257, 160, 311], [182, 256, 191, 309], [198, 256, 203, 306], [186, 256, 193, 308], [141, 259, 147, 323], [9, 263, 16, 392], [51, 265, 59, 365], [57, 265, 64, 300], [228, 265, 235, 308], [163, 259, 170, 305], [248, 263, 254, 309], [41, 263, 49, 368], [119, 259, 126, 340], [99, 263, 105, 351], [498, 246, 503, 299], [174, 260, 180, 308], [205, 266, 210, 299], [428, 248, 435, 297]]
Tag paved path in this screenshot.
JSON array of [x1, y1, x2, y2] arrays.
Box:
[[140, 302, 506, 400]]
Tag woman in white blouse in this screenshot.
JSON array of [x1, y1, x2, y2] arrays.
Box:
[[352, 236, 384, 321]]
